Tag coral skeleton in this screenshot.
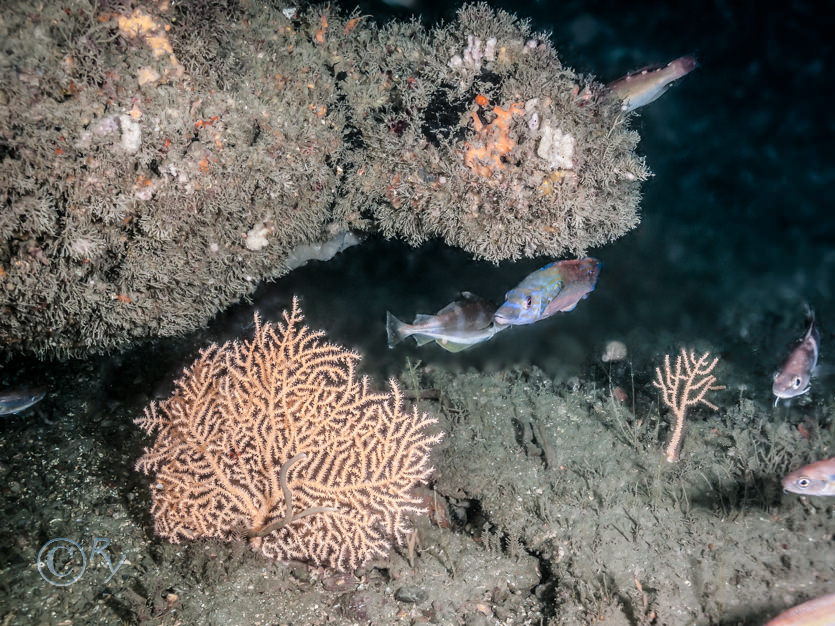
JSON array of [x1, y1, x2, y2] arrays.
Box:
[[653, 348, 724, 462], [134, 298, 442, 571]]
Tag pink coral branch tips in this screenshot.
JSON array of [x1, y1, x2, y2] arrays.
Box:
[[135, 297, 442, 571], [653, 348, 724, 462]]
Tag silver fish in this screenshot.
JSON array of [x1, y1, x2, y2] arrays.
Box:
[[781, 457, 835, 496], [386, 292, 505, 352], [0, 387, 46, 415], [773, 309, 819, 406], [607, 54, 698, 112]]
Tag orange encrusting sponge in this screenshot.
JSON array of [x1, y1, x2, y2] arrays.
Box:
[[463, 99, 524, 178]]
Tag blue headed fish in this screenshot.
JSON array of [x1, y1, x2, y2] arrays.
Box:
[[772, 309, 819, 406], [493, 257, 601, 326], [0, 387, 46, 416], [781, 457, 835, 497], [607, 54, 697, 113], [386, 292, 506, 352]]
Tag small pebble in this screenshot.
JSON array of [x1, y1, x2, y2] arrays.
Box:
[[395, 585, 428, 604], [601, 340, 627, 363]]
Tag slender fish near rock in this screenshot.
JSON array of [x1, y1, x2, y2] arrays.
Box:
[[607, 54, 698, 112]]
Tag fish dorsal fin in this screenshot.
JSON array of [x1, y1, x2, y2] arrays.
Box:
[[457, 291, 496, 314], [803, 306, 818, 340], [625, 63, 666, 78], [434, 302, 459, 316]]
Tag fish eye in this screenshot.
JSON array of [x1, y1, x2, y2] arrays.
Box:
[[791, 376, 802, 389], [525, 296, 532, 308], [797, 478, 810, 489]]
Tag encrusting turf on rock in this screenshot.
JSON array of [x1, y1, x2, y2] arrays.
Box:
[[0, 1, 647, 358]]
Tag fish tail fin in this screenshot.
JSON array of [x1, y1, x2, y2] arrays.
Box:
[[386, 311, 407, 348]]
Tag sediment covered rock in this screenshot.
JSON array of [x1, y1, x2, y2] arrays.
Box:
[[0, 1, 647, 357]]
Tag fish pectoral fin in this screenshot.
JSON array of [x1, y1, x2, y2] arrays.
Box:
[[436, 339, 473, 352], [412, 334, 435, 346], [813, 363, 833, 378]]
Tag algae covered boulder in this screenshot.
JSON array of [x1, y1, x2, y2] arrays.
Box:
[[0, 1, 647, 358]]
